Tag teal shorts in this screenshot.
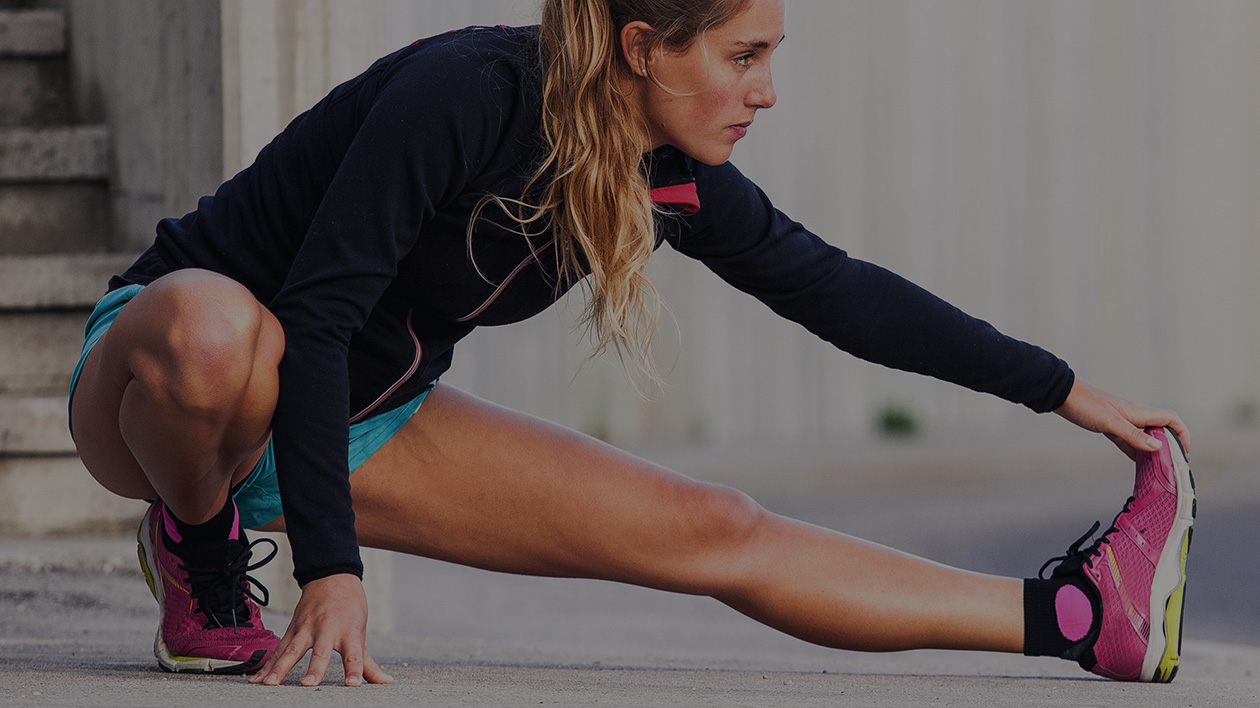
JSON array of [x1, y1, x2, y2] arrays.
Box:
[[68, 282, 434, 529]]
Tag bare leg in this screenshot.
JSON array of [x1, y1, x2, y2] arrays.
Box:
[[71, 269, 282, 524], [73, 270, 1021, 653], [286, 384, 1023, 654]]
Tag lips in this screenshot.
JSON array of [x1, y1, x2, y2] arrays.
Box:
[[729, 121, 753, 138]]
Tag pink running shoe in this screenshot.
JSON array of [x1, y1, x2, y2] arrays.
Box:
[[136, 501, 280, 674], [1040, 427, 1195, 682]]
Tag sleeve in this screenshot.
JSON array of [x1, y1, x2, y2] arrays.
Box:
[[665, 160, 1074, 413], [266, 49, 513, 586]]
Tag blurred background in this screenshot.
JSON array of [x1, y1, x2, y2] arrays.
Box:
[[0, 0, 1256, 642]]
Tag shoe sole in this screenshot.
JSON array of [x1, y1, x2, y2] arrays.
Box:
[[136, 508, 268, 675], [1139, 428, 1195, 683]]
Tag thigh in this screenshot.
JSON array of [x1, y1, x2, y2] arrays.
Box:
[[345, 384, 764, 595], [72, 270, 272, 500]]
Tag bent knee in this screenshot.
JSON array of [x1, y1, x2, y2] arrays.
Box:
[[124, 272, 280, 416]]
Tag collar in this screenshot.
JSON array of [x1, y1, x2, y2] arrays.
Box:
[[645, 146, 701, 214]]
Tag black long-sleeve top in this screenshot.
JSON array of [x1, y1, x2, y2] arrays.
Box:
[[112, 25, 1074, 586]]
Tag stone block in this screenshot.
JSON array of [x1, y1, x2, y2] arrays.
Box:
[[0, 56, 69, 126], [0, 252, 134, 310], [0, 125, 108, 181], [0, 182, 108, 253], [0, 309, 86, 393], [0, 10, 64, 57], [0, 454, 146, 536], [0, 393, 73, 454]]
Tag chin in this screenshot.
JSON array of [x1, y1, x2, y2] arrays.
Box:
[[682, 144, 736, 166]]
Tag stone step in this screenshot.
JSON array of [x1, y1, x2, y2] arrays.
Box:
[[0, 252, 135, 310], [0, 254, 138, 394], [0, 454, 146, 536], [0, 126, 109, 181], [0, 308, 86, 394], [0, 126, 113, 253], [0, 182, 109, 253], [0, 55, 69, 126], [0, 393, 72, 454], [0, 10, 65, 57]]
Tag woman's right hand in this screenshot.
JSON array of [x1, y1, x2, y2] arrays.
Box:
[[249, 573, 394, 687]]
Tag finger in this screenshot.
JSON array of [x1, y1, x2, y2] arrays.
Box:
[[1165, 416, 1191, 455], [1104, 432, 1139, 462], [250, 637, 290, 683], [250, 627, 295, 683], [340, 639, 366, 687], [250, 639, 283, 683], [301, 641, 335, 687], [263, 632, 312, 686], [1113, 418, 1162, 453], [363, 652, 395, 685], [250, 619, 302, 680]]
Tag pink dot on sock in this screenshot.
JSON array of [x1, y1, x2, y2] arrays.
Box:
[[1055, 584, 1093, 642]]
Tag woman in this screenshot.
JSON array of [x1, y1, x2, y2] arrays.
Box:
[[68, 0, 1194, 688]]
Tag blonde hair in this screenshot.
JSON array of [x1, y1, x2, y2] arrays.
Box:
[[470, 0, 750, 393]]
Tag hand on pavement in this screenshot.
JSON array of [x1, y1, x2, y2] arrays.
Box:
[[248, 572, 393, 687]]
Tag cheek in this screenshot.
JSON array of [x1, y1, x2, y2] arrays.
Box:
[[687, 88, 739, 129]]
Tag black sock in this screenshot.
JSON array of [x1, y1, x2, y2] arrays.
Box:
[[1023, 577, 1100, 662], [163, 498, 238, 548]]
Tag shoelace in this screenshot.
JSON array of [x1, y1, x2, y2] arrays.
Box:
[[1038, 496, 1136, 580], [181, 537, 279, 632]]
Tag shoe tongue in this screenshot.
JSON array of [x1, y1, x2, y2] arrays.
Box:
[[179, 537, 255, 628], [180, 536, 247, 569]]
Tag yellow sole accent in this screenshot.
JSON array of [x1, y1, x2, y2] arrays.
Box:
[[1153, 529, 1191, 683], [137, 540, 158, 601]]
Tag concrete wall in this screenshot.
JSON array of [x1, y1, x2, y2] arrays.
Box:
[[38, 0, 223, 251], [84, 1, 1260, 448], [220, 0, 539, 175]]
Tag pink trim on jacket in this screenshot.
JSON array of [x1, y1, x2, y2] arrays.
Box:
[[349, 309, 422, 423]]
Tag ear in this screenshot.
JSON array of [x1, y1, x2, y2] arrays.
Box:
[[619, 20, 654, 77]]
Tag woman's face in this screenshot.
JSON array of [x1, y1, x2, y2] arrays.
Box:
[[635, 0, 785, 165]]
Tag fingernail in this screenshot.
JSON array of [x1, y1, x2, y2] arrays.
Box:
[[347, 677, 362, 687], [1148, 436, 1162, 449], [264, 673, 280, 685], [301, 675, 318, 687]]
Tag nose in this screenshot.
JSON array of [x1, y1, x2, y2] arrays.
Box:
[[747, 69, 776, 110]]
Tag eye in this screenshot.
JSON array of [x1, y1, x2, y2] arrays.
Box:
[[734, 53, 755, 67]]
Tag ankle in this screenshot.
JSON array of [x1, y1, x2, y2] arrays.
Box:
[[162, 499, 240, 548], [1023, 577, 1100, 660]]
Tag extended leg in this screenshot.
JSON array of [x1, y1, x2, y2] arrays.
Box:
[[333, 385, 1024, 653]]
